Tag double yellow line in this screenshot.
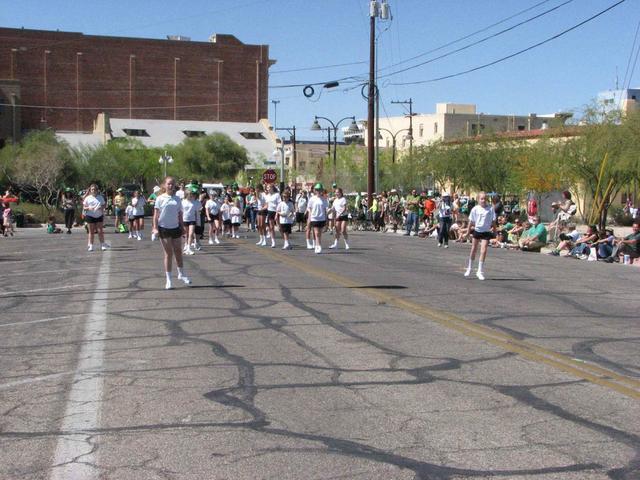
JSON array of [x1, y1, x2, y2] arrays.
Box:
[[245, 241, 640, 400]]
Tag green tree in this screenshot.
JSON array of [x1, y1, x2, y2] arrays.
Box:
[[0, 130, 75, 210], [172, 133, 248, 183]]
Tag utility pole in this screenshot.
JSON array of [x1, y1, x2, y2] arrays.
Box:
[[271, 99, 280, 130], [368, 0, 390, 208], [391, 98, 414, 156]]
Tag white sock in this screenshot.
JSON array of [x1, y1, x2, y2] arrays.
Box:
[[467, 258, 473, 270], [177, 267, 184, 277], [165, 272, 171, 281], [478, 261, 484, 273]]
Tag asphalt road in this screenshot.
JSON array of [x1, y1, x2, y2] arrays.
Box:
[[1, 225, 639, 480]]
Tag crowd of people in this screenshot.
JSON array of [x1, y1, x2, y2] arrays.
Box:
[[2, 181, 638, 287]]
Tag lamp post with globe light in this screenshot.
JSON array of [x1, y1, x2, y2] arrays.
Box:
[[159, 151, 173, 178], [378, 127, 413, 164], [310, 116, 359, 184]]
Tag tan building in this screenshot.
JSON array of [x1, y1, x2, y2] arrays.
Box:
[[372, 103, 571, 156]]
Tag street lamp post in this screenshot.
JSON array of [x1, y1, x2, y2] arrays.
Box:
[[378, 127, 413, 164], [310, 115, 359, 185], [275, 126, 297, 191], [159, 151, 174, 178]]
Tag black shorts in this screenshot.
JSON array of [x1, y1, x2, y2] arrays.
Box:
[[232, 222, 241, 227], [267, 211, 277, 221], [223, 219, 232, 226], [208, 215, 220, 223], [473, 230, 494, 241], [184, 221, 196, 226], [280, 223, 292, 234], [85, 216, 104, 224], [158, 227, 182, 239], [336, 214, 349, 222], [310, 220, 326, 229], [257, 210, 268, 217], [295, 212, 306, 223], [134, 215, 145, 220]]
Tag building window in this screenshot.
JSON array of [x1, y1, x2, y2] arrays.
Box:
[[122, 128, 149, 137], [433, 122, 438, 134], [419, 124, 424, 137], [183, 130, 206, 137], [517, 125, 525, 131], [471, 124, 485, 135], [239, 132, 266, 140]]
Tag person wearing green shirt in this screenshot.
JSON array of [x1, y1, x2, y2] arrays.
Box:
[[404, 189, 420, 236], [518, 215, 547, 251]]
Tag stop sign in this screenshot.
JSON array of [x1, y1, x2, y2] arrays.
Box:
[[262, 169, 277, 184]]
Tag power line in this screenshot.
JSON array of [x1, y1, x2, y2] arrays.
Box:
[[270, 61, 367, 75], [378, 0, 574, 81], [390, 0, 626, 86], [621, 18, 640, 92], [377, 0, 557, 72]]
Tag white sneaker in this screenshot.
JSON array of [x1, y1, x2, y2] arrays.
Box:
[[186, 248, 195, 255], [444, 244, 449, 249], [260, 239, 267, 247], [128, 233, 133, 239], [256, 238, 263, 245], [464, 268, 471, 277], [209, 239, 214, 245], [315, 245, 322, 254], [437, 243, 442, 247], [329, 241, 338, 249], [282, 243, 289, 250], [476, 271, 485, 281], [271, 240, 276, 248], [235, 235, 240, 239], [344, 242, 350, 250], [137, 235, 142, 241], [165, 279, 173, 290], [214, 237, 220, 244], [87, 244, 94, 252], [101, 243, 110, 251], [178, 274, 192, 285], [306, 241, 314, 250]]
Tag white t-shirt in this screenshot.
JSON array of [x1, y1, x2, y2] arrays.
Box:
[[182, 198, 201, 223], [296, 195, 308, 213], [175, 189, 185, 200], [469, 204, 496, 232], [256, 192, 267, 210], [230, 206, 241, 224], [83, 194, 105, 218], [155, 194, 182, 229], [308, 195, 329, 222], [205, 198, 220, 216], [332, 197, 347, 217], [276, 200, 295, 224], [265, 192, 281, 212], [439, 201, 452, 219], [220, 203, 231, 221], [132, 196, 146, 216], [125, 205, 134, 219]]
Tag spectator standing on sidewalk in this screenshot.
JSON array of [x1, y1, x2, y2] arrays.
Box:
[[464, 192, 496, 280], [437, 193, 453, 248], [404, 189, 420, 236], [61, 188, 76, 234]]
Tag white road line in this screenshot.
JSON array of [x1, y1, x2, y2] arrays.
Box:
[[0, 284, 86, 297], [49, 250, 111, 480], [0, 371, 75, 391], [0, 314, 86, 328]]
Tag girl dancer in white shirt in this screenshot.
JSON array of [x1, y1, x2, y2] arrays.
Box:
[[181, 187, 201, 255], [205, 191, 221, 244], [152, 176, 192, 289], [465, 192, 496, 280], [276, 190, 295, 249], [255, 184, 268, 246], [264, 183, 281, 248], [329, 187, 350, 250], [220, 195, 232, 238], [131, 190, 146, 240], [82, 184, 108, 251], [230, 200, 242, 239], [307, 183, 329, 254]]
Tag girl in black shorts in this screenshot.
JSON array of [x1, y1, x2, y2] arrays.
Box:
[[152, 176, 192, 289]]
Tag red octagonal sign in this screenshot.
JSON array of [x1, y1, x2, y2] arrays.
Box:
[[262, 169, 277, 184]]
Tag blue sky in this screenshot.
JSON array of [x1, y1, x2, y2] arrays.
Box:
[[2, 0, 639, 140]]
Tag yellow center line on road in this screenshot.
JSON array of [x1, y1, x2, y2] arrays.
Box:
[[241, 240, 640, 400]]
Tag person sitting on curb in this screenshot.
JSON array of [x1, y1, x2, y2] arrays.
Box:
[[548, 223, 580, 256], [518, 215, 547, 251], [567, 225, 598, 259], [506, 218, 525, 246], [593, 228, 616, 259], [602, 221, 640, 263]]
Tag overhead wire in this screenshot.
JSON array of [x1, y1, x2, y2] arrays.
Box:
[[389, 0, 627, 86], [620, 18, 640, 92], [378, 0, 574, 81]]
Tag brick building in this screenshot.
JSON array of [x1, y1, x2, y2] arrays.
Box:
[[0, 27, 273, 145]]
